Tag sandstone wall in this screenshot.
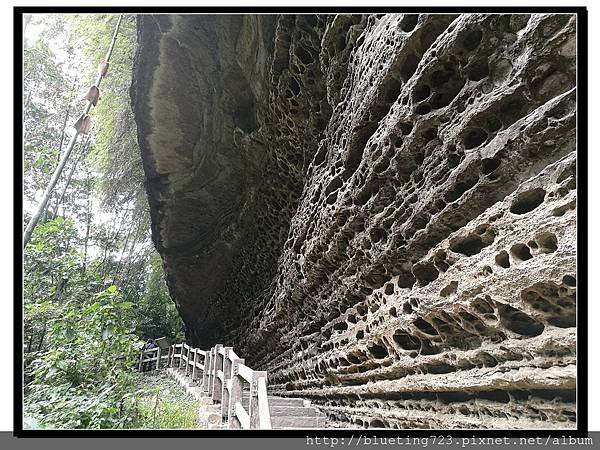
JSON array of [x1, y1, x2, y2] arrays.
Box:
[[132, 13, 577, 429]]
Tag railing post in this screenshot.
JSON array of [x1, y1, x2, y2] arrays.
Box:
[[185, 346, 191, 377], [212, 344, 223, 402], [156, 346, 161, 371], [138, 348, 144, 372], [228, 358, 244, 429], [178, 343, 184, 369], [220, 347, 233, 420], [191, 348, 198, 382], [202, 349, 211, 393], [207, 347, 214, 396], [249, 371, 268, 429], [167, 345, 172, 368]]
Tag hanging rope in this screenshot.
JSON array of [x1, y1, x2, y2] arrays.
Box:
[[23, 14, 123, 248]]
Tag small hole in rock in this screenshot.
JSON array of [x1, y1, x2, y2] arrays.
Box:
[[498, 303, 545, 337], [397, 271, 416, 288], [464, 128, 488, 149], [288, 77, 301, 96], [399, 122, 414, 135], [481, 157, 501, 175], [369, 228, 388, 243], [413, 85, 431, 102], [368, 343, 389, 359], [412, 261, 439, 286], [468, 58, 490, 81], [431, 70, 452, 87], [431, 92, 456, 109], [295, 46, 314, 65], [510, 188, 546, 214], [333, 321, 348, 331], [440, 281, 458, 297], [393, 331, 421, 350], [384, 283, 395, 295], [400, 53, 420, 81], [536, 232, 558, 253], [415, 103, 432, 115], [400, 14, 419, 32], [486, 116, 502, 133], [511, 243, 533, 261], [414, 317, 439, 335], [495, 251, 510, 268], [449, 230, 495, 256], [462, 29, 483, 51], [422, 128, 437, 143]]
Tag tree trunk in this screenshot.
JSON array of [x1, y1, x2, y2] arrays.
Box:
[[111, 225, 135, 286], [82, 168, 92, 274], [52, 135, 91, 219], [115, 230, 144, 290], [44, 76, 79, 221], [99, 208, 130, 279], [36, 323, 46, 352]]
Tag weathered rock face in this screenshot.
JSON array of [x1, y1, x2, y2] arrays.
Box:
[[131, 14, 331, 344], [132, 13, 577, 429]]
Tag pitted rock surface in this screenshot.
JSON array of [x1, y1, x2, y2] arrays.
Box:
[[132, 13, 577, 429]]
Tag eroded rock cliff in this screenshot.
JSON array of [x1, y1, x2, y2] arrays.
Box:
[[132, 13, 577, 429]]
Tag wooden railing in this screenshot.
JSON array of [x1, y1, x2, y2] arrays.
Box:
[[142, 342, 272, 429], [138, 346, 164, 372]]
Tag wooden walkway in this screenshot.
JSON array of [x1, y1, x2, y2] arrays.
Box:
[[139, 343, 326, 429]]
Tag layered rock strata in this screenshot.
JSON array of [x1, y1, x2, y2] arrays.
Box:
[[132, 13, 577, 429]]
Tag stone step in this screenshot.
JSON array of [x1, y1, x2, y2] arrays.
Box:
[[267, 397, 305, 407], [271, 415, 324, 429], [270, 406, 318, 417]]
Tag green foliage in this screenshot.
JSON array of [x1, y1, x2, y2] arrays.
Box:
[[23, 37, 74, 204], [23, 14, 186, 429], [126, 373, 199, 429], [24, 285, 141, 429], [23, 214, 182, 429], [24, 217, 84, 358], [68, 14, 145, 215], [134, 254, 185, 343]]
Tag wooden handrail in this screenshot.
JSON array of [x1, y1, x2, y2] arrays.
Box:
[[139, 345, 161, 371], [237, 363, 253, 383], [235, 401, 250, 429], [140, 341, 272, 429], [257, 376, 272, 429]]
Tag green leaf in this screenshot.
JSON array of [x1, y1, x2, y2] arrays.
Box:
[[56, 360, 68, 371], [87, 302, 101, 312], [64, 327, 75, 341], [107, 285, 117, 294], [117, 301, 134, 309]]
